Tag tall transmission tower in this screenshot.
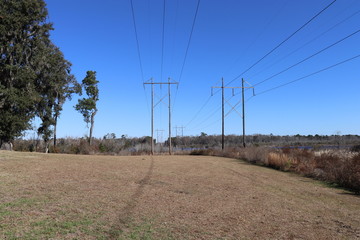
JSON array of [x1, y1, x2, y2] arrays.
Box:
[[212, 78, 253, 149], [144, 78, 179, 155]]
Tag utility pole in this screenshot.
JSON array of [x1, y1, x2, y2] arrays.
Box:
[[168, 77, 172, 155], [242, 78, 246, 148], [144, 78, 178, 155], [222, 78, 225, 150], [156, 129, 164, 144], [212, 78, 254, 149], [174, 126, 185, 137], [151, 78, 154, 154]]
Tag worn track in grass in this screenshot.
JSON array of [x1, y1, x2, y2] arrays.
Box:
[[0, 151, 359, 239]]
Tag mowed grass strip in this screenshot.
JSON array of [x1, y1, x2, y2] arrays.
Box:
[[0, 150, 359, 239]]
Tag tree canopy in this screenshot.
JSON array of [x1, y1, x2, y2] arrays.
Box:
[[0, 0, 79, 150], [75, 71, 99, 145]]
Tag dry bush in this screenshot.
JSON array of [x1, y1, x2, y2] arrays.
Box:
[[187, 146, 360, 194], [341, 154, 360, 193], [190, 149, 216, 156], [350, 145, 360, 153], [240, 147, 270, 164], [267, 152, 294, 171], [222, 147, 241, 159]]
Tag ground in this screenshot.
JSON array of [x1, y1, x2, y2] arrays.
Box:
[[0, 151, 359, 239]]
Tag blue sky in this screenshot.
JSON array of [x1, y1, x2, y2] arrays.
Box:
[[38, 0, 360, 140]]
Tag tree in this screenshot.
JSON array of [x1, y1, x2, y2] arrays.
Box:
[[34, 42, 80, 152], [75, 71, 99, 145], [0, 0, 53, 149]]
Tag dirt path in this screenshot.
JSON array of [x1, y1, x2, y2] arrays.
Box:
[[0, 151, 359, 239]]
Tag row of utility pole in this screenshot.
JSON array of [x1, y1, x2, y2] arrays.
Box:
[[212, 78, 253, 150], [144, 77, 253, 155]]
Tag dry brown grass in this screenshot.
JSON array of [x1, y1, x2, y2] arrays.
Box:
[[1, 150, 360, 239]]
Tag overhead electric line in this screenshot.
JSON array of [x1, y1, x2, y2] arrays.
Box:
[[178, 0, 201, 83], [173, 0, 201, 108], [227, 0, 337, 86], [130, 0, 145, 82], [160, 0, 166, 82], [223, 0, 288, 75], [185, 95, 212, 127], [252, 28, 360, 87], [256, 53, 360, 96], [248, 8, 360, 80]]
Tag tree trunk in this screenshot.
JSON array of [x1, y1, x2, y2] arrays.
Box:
[[53, 114, 57, 147], [45, 141, 49, 154], [89, 111, 96, 145]]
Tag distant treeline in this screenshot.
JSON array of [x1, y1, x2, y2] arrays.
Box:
[[170, 133, 360, 149], [8, 133, 360, 154]]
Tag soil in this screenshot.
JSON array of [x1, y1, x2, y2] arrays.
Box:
[[0, 151, 359, 239]]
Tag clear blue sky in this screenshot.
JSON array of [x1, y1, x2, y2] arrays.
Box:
[[38, 0, 360, 140]]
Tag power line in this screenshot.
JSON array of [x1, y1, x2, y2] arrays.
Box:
[[252, 28, 360, 87], [185, 95, 212, 127], [227, 0, 337, 86], [160, 0, 166, 82], [131, 0, 151, 118], [223, 0, 288, 75], [130, 0, 145, 82], [178, 0, 201, 83], [248, 8, 360, 80], [173, 0, 201, 108], [256, 53, 360, 96]]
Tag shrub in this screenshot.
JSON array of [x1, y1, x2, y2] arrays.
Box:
[[267, 152, 293, 171], [350, 145, 360, 153], [190, 149, 214, 156]]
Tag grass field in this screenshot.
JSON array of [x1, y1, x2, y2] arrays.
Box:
[[0, 151, 359, 239]]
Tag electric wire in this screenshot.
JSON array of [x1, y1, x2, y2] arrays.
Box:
[[169, 0, 179, 76], [187, 94, 234, 131], [248, 8, 360, 80], [160, 0, 166, 82], [131, 0, 151, 116], [256, 53, 360, 96], [227, 0, 337, 86], [178, 0, 201, 84], [223, 0, 288, 75], [130, 0, 145, 82], [172, 0, 201, 110], [252, 28, 360, 87], [185, 95, 212, 127]]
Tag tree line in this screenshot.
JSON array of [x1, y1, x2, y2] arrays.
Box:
[[0, 0, 99, 152]]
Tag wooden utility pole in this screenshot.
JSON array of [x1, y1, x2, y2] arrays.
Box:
[[144, 78, 178, 155], [151, 78, 154, 154], [242, 78, 246, 148], [222, 78, 225, 150], [168, 78, 172, 155], [212, 78, 254, 149], [174, 126, 185, 137]]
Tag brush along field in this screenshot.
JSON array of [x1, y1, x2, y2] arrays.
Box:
[[0, 151, 359, 239]]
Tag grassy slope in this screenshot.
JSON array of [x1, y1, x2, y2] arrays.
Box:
[[0, 151, 359, 239]]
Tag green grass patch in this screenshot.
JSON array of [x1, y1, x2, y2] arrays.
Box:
[[115, 218, 176, 240]]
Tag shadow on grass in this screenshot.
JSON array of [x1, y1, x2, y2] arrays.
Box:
[[107, 156, 155, 239]]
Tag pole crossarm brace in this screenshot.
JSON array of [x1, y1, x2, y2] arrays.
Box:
[[143, 78, 179, 155], [225, 99, 242, 118]]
